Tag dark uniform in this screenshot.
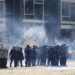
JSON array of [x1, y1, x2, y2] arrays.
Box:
[[18, 47, 24, 67], [51, 46, 56, 66], [31, 46, 37, 66], [54, 45, 60, 66], [47, 47, 53, 66], [14, 47, 20, 67], [36, 47, 42, 66], [25, 45, 32, 67], [9, 47, 18, 67], [40, 46, 47, 66], [60, 44, 68, 66], [9, 47, 15, 67]]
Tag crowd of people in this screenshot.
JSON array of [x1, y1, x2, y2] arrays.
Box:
[[9, 44, 68, 67], [9, 47, 24, 67]]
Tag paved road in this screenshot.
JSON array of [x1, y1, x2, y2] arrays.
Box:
[[0, 67, 75, 75]]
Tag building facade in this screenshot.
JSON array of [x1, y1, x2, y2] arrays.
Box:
[[0, 0, 6, 43], [60, 0, 75, 43], [0, 0, 74, 46]]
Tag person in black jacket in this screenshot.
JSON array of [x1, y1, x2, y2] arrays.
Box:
[[18, 47, 24, 67], [54, 45, 60, 66], [24, 45, 32, 67], [31, 46, 37, 66], [40, 46, 47, 66], [47, 46, 53, 66], [9, 47, 17, 67], [59, 44, 68, 66]]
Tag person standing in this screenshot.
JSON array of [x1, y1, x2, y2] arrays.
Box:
[[18, 47, 24, 67], [60, 44, 68, 66], [9, 47, 16, 67], [31, 46, 37, 66], [24, 45, 32, 67], [47, 46, 53, 66], [40, 46, 47, 66]]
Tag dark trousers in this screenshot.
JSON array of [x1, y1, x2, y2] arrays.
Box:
[[47, 58, 52, 66], [31, 59, 36, 66], [25, 58, 31, 67], [18, 60, 23, 67], [40, 59, 46, 66], [10, 58, 14, 67], [14, 59, 18, 67], [0, 58, 7, 68], [60, 58, 67, 66]]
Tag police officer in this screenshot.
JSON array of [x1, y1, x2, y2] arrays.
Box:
[[60, 44, 68, 66], [36, 47, 42, 66], [55, 45, 60, 66], [9, 47, 16, 67], [14, 46, 19, 67], [50, 46, 56, 66], [24, 45, 32, 67], [18, 47, 24, 67], [31, 46, 37, 66], [40, 46, 47, 66], [47, 46, 53, 66]]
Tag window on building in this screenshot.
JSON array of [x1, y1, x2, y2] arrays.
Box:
[[62, 2, 70, 16], [62, 17, 70, 21], [34, 4, 43, 20], [25, 0, 34, 14], [35, 0, 43, 3], [0, 1, 4, 18], [62, 2, 70, 21], [61, 29, 72, 38], [25, 14, 34, 19], [71, 5, 75, 21], [35, 23, 43, 26]]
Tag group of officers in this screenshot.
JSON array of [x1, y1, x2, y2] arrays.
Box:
[[9, 44, 68, 67], [9, 47, 24, 67]]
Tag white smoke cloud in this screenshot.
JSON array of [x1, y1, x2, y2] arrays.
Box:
[[0, 24, 6, 32]]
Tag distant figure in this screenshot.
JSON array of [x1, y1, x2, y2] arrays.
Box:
[[18, 47, 24, 67], [60, 44, 68, 66], [9, 47, 17, 67], [0, 45, 8, 68], [49, 46, 55, 66], [47, 46, 53, 66], [36, 47, 42, 66], [54, 45, 60, 66], [31, 46, 37, 66], [14, 47, 19, 67], [40, 46, 47, 66], [51, 45, 60, 66], [24, 45, 32, 67]]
